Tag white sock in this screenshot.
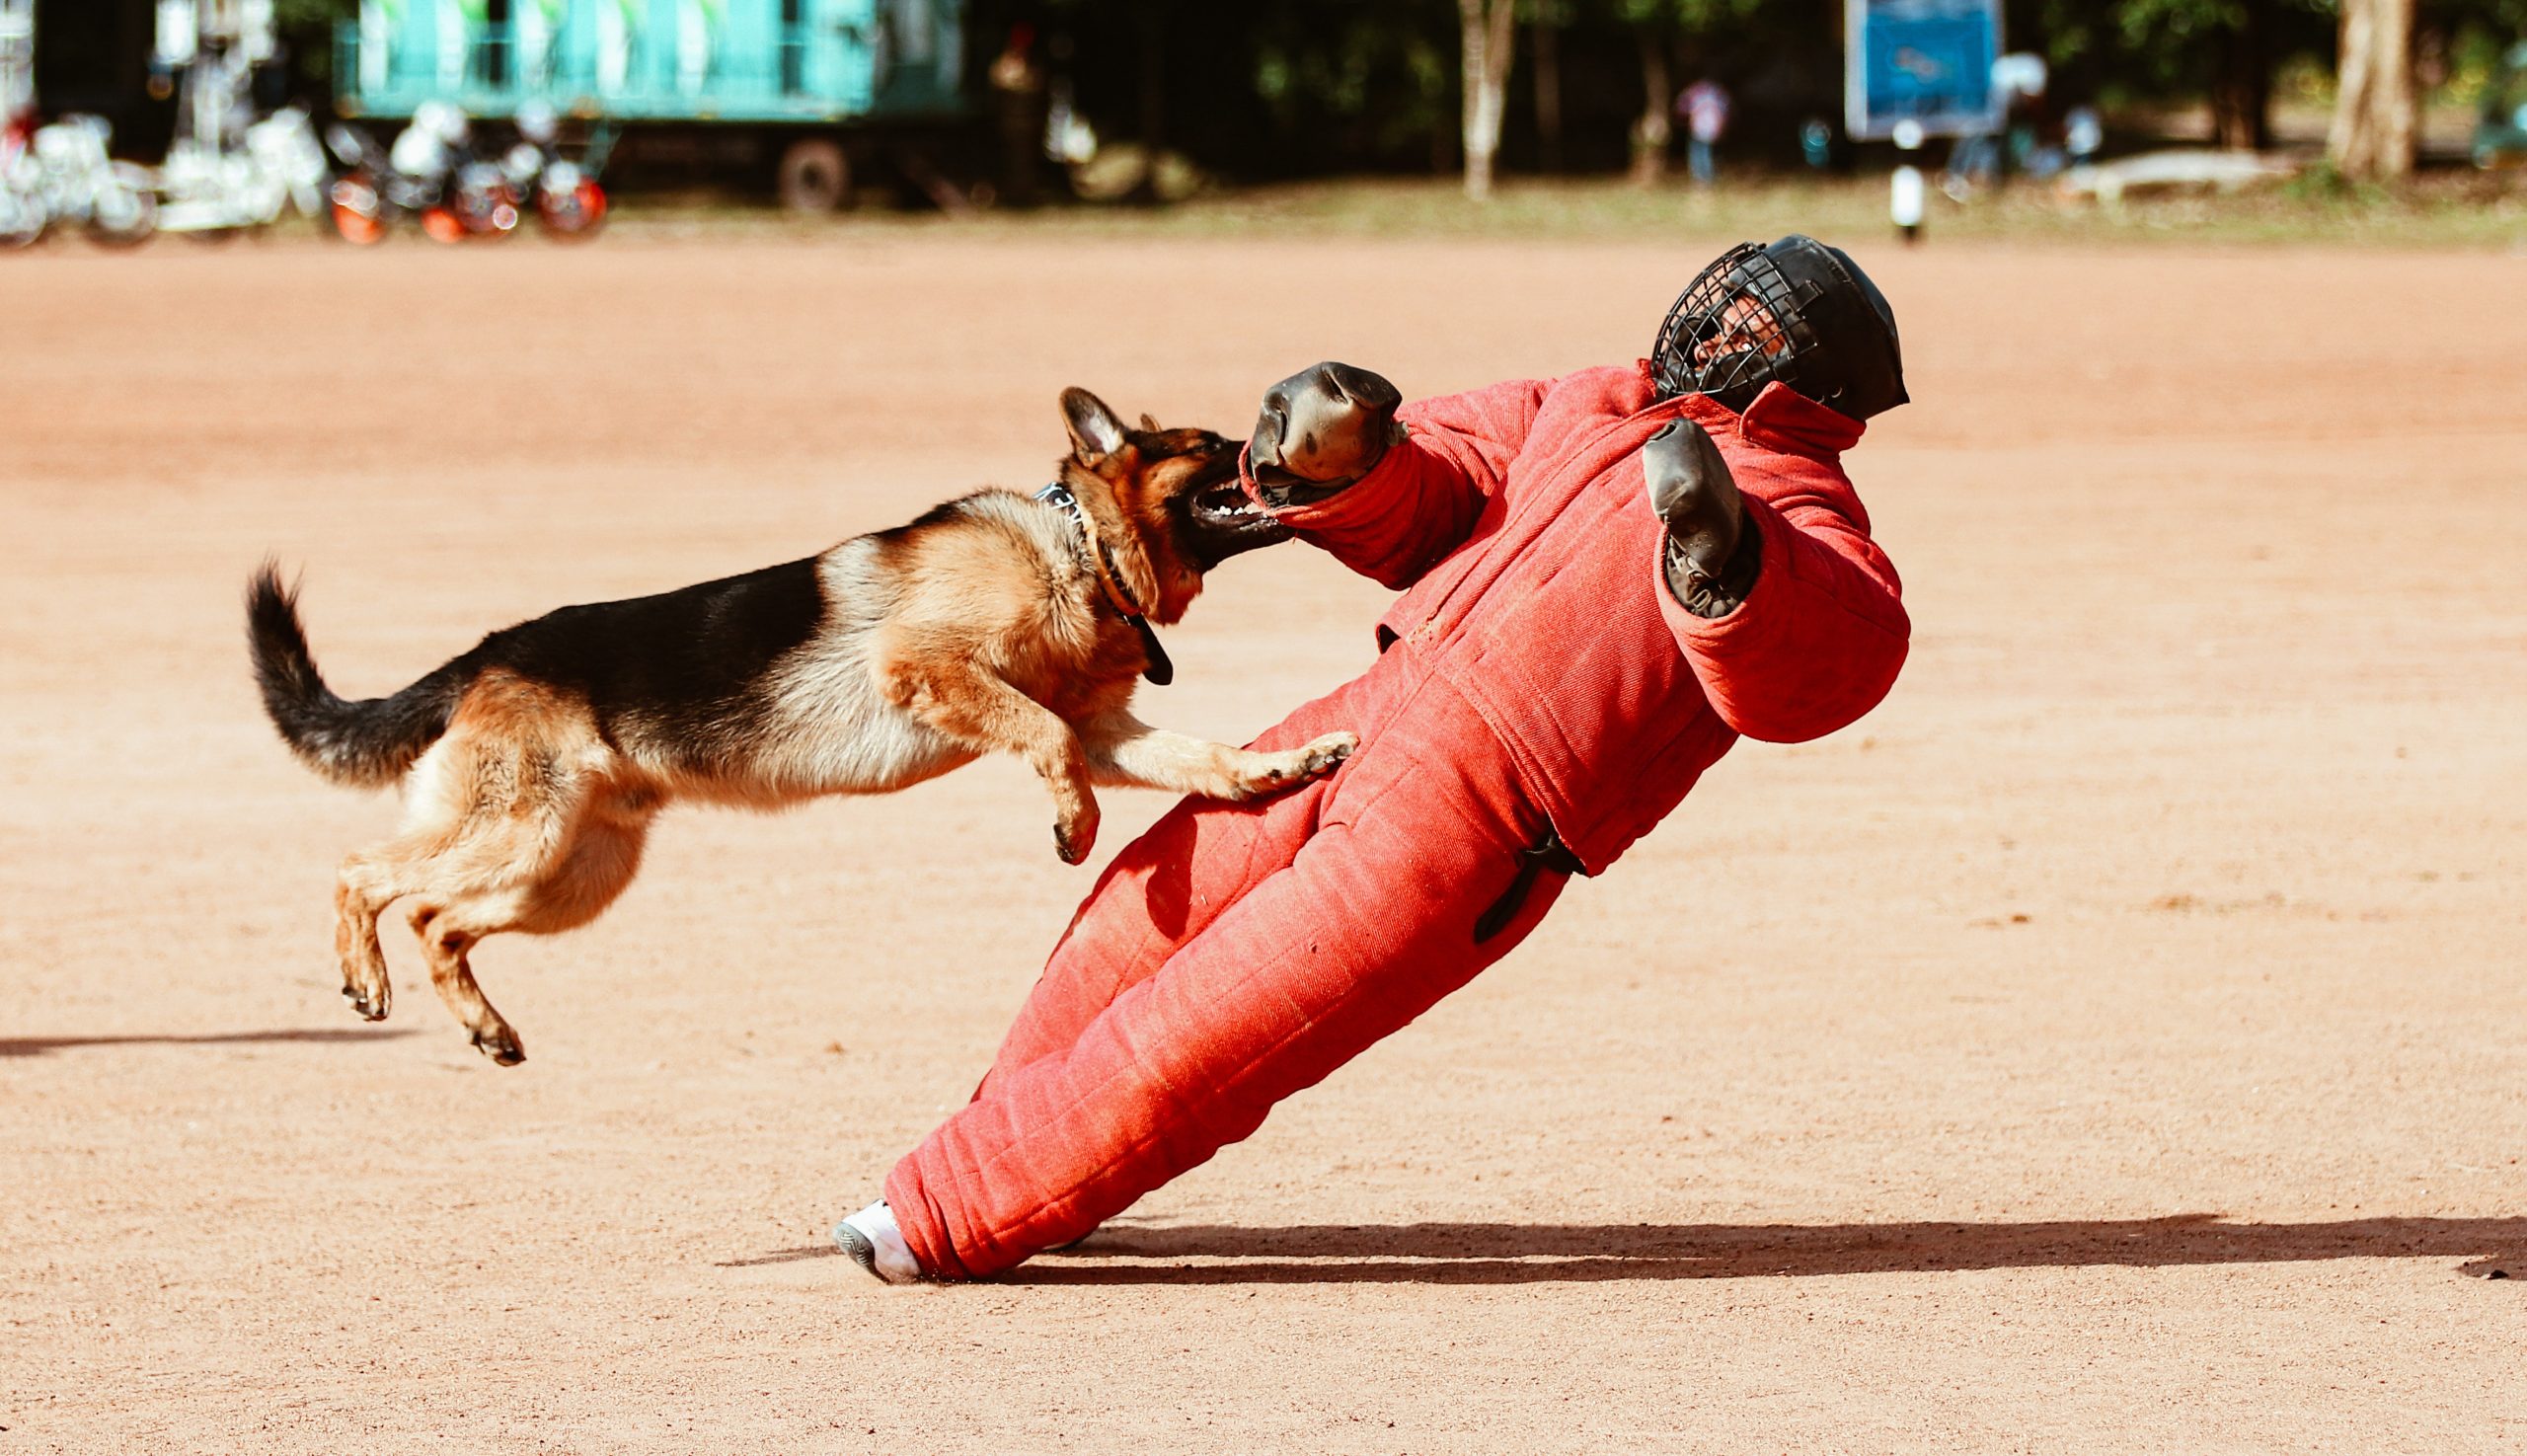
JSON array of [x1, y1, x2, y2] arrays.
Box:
[[841, 1200, 924, 1284]]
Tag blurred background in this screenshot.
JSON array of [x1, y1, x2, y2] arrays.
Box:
[[3, 0, 2523, 248]]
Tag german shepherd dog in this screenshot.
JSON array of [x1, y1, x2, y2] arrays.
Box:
[[247, 388, 1354, 1065]]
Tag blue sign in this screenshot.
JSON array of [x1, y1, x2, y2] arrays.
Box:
[[1846, 0, 2002, 141]]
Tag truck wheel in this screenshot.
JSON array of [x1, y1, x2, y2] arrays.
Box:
[[777, 137, 850, 212]]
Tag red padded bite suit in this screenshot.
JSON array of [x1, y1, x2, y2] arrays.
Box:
[[884, 365, 1909, 1279]]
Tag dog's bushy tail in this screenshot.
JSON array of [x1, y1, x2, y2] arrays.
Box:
[[246, 562, 468, 789]]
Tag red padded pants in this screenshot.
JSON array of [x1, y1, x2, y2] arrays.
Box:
[[884, 644, 1568, 1279]]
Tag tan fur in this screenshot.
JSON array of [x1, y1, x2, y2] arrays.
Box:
[[315, 392, 1354, 1063]]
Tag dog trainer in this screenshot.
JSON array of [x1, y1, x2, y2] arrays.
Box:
[[837, 236, 1915, 1281]]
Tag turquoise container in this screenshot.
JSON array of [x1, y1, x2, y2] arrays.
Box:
[[2476, 42, 2527, 170], [336, 0, 964, 123]]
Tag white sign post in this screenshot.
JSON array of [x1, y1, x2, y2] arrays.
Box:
[[1889, 118, 1926, 245], [0, 0, 34, 121]]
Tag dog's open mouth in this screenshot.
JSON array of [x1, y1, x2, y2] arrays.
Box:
[[1189, 472, 1290, 540]]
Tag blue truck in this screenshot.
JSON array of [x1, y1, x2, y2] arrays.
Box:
[[335, 0, 968, 207]]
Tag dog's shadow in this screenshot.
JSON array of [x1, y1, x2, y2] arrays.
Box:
[[723, 1215, 2527, 1284], [0, 1028, 415, 1058]]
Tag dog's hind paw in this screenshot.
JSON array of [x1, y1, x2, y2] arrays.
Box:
[[342, 980, 390, 1022], [470, 1024, 526, 1066]]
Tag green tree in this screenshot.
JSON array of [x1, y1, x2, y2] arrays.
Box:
[[272, 0, 356, 27], [1458, 0, 1518, 198], [2330, 0, 2415, 175], [1530, 0, 1572, 171], [2107, 0, 2284, 147], [270, 0, 356, 91]]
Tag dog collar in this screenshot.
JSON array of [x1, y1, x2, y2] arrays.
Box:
[[1034, 482, 1174, 687]]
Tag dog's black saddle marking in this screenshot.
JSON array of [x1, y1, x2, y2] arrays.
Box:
[[1035, 482, 1173, 687], [462, 556, 827, 770]]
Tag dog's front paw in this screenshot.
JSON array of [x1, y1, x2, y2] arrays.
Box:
[[1053, 809, 1100, 865], [1295, 731, 1359, 779], [1237, 731, 1360, 797]]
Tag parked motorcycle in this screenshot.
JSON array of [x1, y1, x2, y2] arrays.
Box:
[[331, 102, 530, 245], [500, 102, 608, 239], [158, 105, 328, 237], [328, 102, 611, 246], [0, 109, 41, 248], [439, 152, 523, 241], [15, 115, 156, 248], [325, 122, 405, 244], [326, 104, 452, 244]]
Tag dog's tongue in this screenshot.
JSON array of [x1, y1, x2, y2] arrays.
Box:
[[1234, 441, 1269, 505], [1235, 439, 1356, 513]]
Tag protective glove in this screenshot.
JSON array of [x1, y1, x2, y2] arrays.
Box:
[[1644, 418, 1762, 619], [1248, 361, 1406, 506]]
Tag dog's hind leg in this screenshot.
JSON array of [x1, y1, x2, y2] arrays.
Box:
[[1081, 710, 1357, 803], [377, 678, 630, 1063], [326, 707, 491, 1024], [333, 826, 455, 1022], [407, 903, 521, 1064], [333, 856, 398, 1021], [409, 805, 650, 1066]]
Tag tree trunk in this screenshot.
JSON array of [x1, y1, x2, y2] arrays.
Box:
[[2329, 0, 2417, 181], [1459, 0, 1515, 200], [1629, 27, 1672, 186], [2210, 0, 2272, 151], [1532, 16, 1563, 174]]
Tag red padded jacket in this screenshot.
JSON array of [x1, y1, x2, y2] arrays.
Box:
[[1250, 363, 1909, 874]]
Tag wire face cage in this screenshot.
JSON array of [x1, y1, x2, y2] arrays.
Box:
[[1651, 242, 1829, 411]]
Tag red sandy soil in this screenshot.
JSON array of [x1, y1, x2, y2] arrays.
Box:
[[2, 230, 2521, 1453]]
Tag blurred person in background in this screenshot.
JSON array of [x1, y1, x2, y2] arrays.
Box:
[[989, 24, 1046, 207], [2065, 104, 2104, 169], [1800, 115, 1836, 171], [1946, 51, 2047, 199], [836, 236, 1915, 1284], [1041, 31, 1097, 170], [1679, 77, 1731, 186]]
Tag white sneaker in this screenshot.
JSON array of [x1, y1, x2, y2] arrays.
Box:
[[833, 1200, 924, 1285]]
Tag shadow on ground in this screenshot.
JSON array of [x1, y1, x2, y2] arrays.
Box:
[[726, 1215, 2527, 1284], [1007, 1215, 2527, 1285], [0, 1029, 416, 1058], [722, 1245, 849, 1267]]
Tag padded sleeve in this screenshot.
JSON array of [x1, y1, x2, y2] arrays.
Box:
[[1256, 376, 1553, 590], [1655, 471, 1909, 744]]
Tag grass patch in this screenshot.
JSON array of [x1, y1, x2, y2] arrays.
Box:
[[612, 169, 2527, 251]]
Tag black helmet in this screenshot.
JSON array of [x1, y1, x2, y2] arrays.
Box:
[[1649, 235, 1909, 421]]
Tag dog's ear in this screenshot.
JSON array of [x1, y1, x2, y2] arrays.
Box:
[[1061, 388, 1130, 462], [1139, 413, 1160, 431]]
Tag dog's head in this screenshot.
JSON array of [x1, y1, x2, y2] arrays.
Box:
[[1055, 387, 1290, 626]]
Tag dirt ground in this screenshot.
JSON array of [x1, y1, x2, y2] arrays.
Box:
[[2, 229, 2521, 1454]]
